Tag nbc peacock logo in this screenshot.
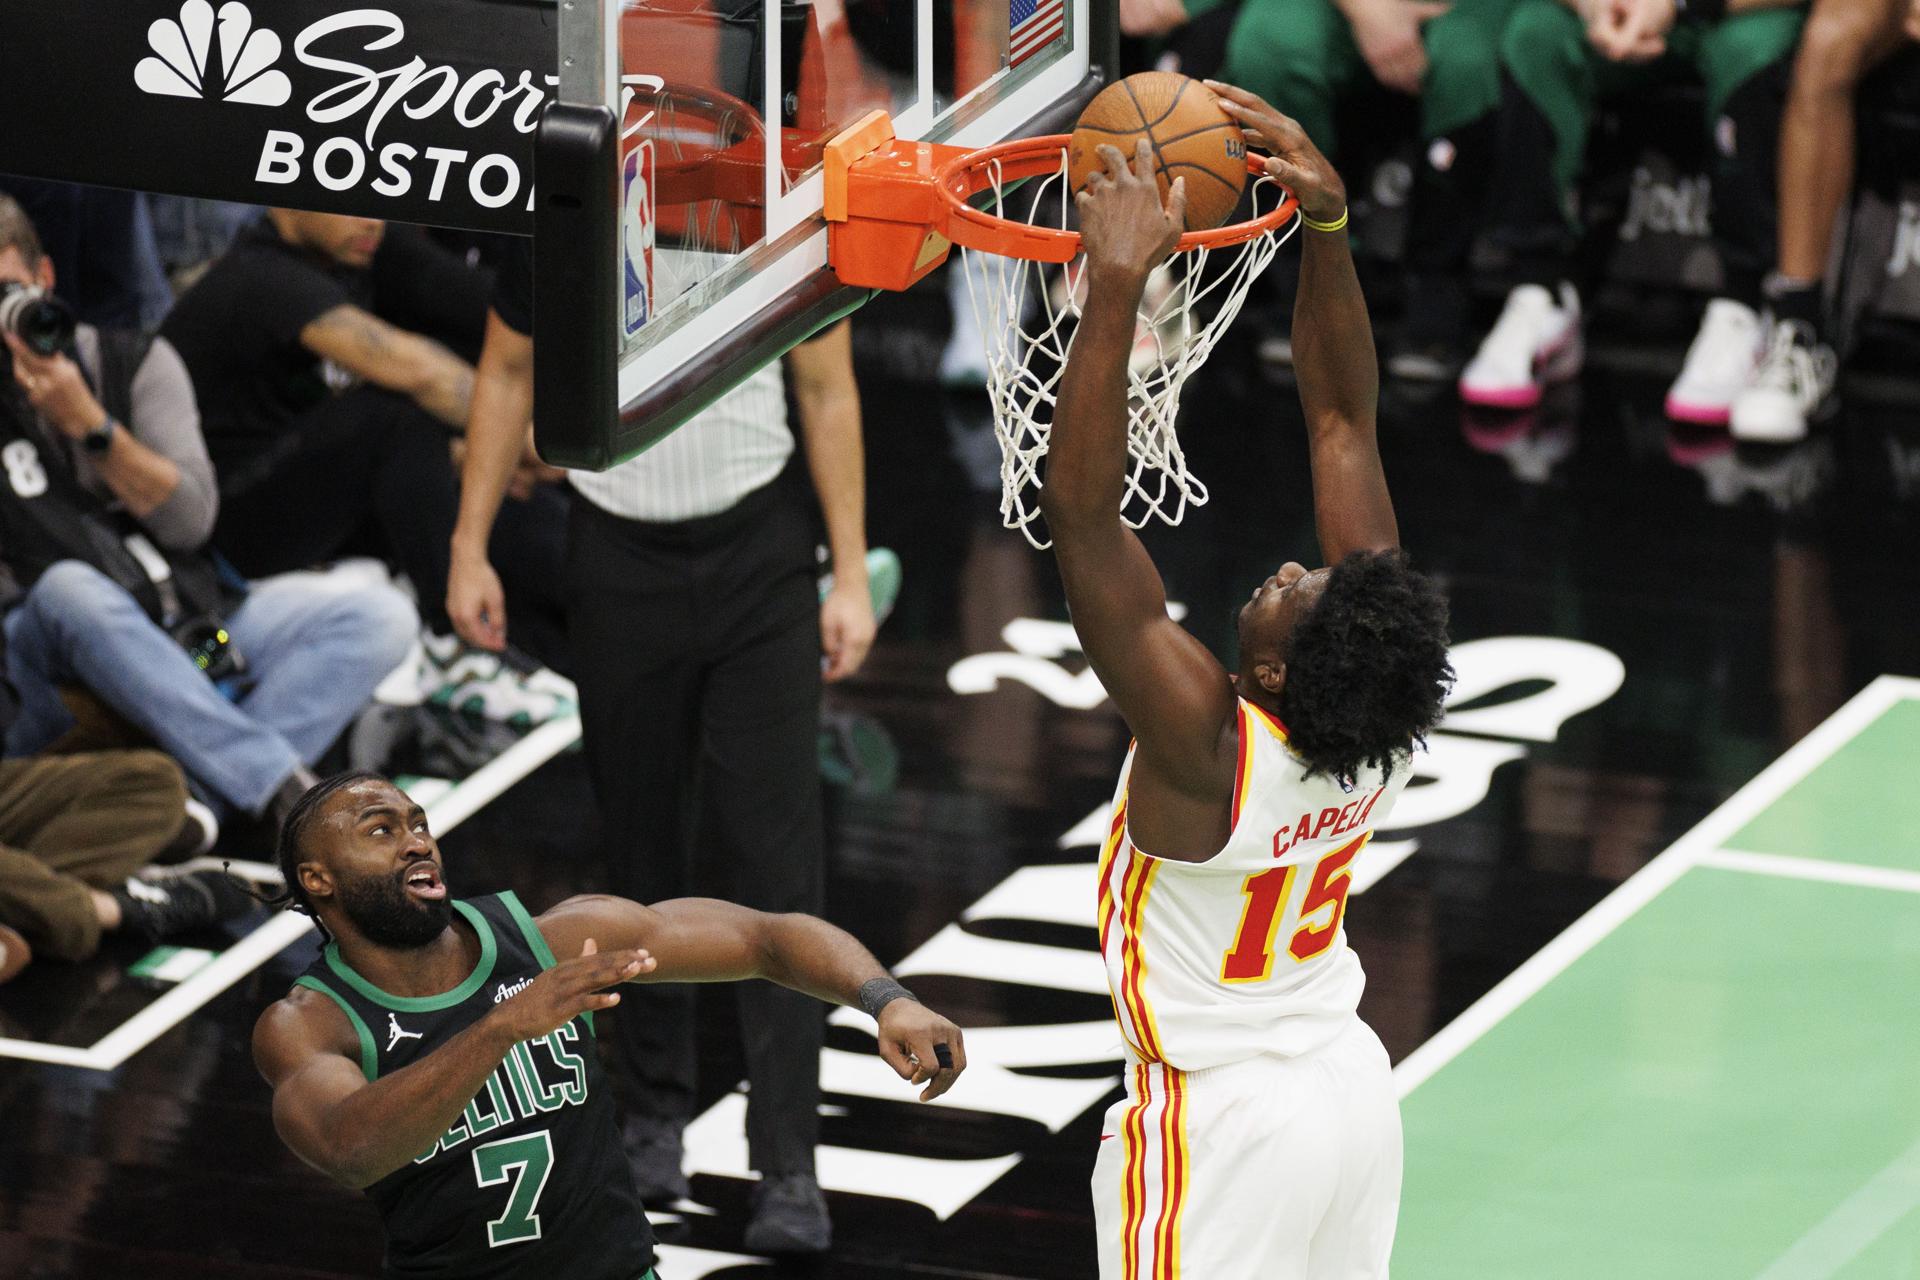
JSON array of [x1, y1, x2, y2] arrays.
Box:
[[134, 0, 292, 107]]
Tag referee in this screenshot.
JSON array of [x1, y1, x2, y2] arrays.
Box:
[[447, 240, 875, 1254]]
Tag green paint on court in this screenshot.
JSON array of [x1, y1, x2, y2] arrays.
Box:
[[1395, 684, 1920, 1280], [1727, 700, 1920, 872]]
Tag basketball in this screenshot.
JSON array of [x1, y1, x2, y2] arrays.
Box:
[[1067, 72, 1248, 232]]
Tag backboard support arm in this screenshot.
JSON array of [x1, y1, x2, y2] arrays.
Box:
[[535, 0, 622, 468]]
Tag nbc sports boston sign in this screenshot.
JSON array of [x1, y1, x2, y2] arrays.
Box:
[[0, 0, 560, 233]]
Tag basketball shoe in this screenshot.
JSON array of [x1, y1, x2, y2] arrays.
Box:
[[400, 633, 576, 729], [1459, 283, 1583, 409], [112, 868, 256, 944], [1665, 299, 1765, 426], [1729, 320, 1837, 443], [744, 1172, 832, 1255]]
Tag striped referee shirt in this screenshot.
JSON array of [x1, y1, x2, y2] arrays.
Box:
[[568, 358, 792, 523], [568, 244, 795, 522]]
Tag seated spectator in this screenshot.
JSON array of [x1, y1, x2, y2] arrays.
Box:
[[0, 748, 253, 985], [1731, 0, 1918, 440], [160, 211, 571, 723], [1124, 0, 1518, 373], [146, 196, 262, 294], [1456, 0, 1806, 419], [0, 196, 417, 833]]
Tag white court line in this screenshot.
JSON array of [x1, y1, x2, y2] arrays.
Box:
[[0, 1037, 107, 1068], [1754, 1133, 1920, 1280], [1394, 675, 1920, 1098], [416, 715, 582, 834], [87, 911, 320, 1070], [3, 716, 584, 1072], [1697, 848, 1920, 896]]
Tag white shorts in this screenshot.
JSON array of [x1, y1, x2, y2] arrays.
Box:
[[1091, 1016, 1402, 1280]]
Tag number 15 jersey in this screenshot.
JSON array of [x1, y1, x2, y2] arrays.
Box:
[[1098, 699, 1410, 1071]]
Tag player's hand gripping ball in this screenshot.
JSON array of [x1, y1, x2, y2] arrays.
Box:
[[1068, 71, 1248, 231]]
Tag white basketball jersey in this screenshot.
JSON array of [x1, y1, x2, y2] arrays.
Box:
[[1098, 698, 1410, 1071]]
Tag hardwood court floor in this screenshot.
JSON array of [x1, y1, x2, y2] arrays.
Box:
[[2, 285, 1917, 1279]]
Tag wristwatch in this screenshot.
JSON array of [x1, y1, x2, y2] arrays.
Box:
[[81, 415, 117, 456]]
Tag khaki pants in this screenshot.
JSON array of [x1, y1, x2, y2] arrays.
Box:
[[0, 752, 186, 961]]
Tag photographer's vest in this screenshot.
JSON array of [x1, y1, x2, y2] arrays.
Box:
[[0, 329, 227, 624]]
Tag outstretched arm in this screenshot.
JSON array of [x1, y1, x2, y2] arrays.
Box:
[[1037, 140, 1239, 791], [539, 895, 967, 1100], [254, 940, 654, 1188], [1212, 84, 1400, 563]]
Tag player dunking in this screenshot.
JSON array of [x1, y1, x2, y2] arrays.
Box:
[[1043, 87, 1454, 1279], [252, 772, 964, 1279]]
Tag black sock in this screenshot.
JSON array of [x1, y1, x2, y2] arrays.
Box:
[[1766, 279, 1822, 335]]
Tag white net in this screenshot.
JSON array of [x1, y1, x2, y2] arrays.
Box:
[[957, 148, 1298, 548]]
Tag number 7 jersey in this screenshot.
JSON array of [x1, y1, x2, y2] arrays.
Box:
[[290, 892, 654, 1279], [1098, 699, 1410, 1070]]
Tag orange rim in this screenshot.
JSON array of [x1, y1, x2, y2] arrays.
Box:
[[936, 134, 1300, 264]]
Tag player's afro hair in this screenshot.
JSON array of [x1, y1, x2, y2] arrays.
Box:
[[1277, 550, 1452, 782]]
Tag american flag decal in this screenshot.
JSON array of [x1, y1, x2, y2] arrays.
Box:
[[1010, 0, 1066, 68]]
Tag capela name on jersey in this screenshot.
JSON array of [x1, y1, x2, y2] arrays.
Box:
[[1271, 784, 1388, 859]]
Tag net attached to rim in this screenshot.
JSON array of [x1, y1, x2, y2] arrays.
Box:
[[948, 139, 1300, 548]]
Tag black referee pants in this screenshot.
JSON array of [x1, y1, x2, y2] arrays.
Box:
[[565, 469, 825, 1175]]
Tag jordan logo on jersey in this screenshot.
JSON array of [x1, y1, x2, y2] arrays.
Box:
[[387, 1013, 424, 1051]]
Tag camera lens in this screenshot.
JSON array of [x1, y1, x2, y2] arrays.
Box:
[[0, 283, 77, 356]]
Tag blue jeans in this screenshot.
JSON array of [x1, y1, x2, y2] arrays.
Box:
[[3, 561, 418, 815]]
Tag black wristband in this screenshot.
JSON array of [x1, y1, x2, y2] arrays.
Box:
[[858, 977, 918, 1021], [1676, 0, 1726, 24], [81, 415, 117, 455]]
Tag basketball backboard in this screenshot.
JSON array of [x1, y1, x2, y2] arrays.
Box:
[[534, 0, 1116, 469]]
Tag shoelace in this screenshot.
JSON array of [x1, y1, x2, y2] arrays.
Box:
[[1753, 324, 1836, 402]]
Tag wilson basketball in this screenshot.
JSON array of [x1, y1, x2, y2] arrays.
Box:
[[1067, 72, 1248, 231]]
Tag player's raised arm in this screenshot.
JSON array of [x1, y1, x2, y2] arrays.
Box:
[[1037, 140, 1239, 786], [1211, 84, 1400, 564], [538, 895, 967, 1100], [252, 939, 653, 1189]]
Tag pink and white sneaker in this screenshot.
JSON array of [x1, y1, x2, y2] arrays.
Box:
[[1459, 283, 1584, 410], [1664, 298, 1764, 426]]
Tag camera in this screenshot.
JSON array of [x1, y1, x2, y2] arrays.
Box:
[[0, 282, 77, 356], [172, 615, 248, 684]]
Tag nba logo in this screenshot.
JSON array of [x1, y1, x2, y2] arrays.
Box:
[[622, 141, 655, 341]]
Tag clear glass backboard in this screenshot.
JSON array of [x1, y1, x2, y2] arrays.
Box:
[[535, 0, 1113, 469]]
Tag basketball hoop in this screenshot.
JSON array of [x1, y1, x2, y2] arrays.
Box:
[[825, 113, 1301, 548]]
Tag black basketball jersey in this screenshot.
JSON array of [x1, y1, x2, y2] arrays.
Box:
[[293, 893, 656, 1280]]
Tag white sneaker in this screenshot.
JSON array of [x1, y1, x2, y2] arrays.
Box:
[[418, 632, 575, 728], [1665, 299, 1764, 426], [1729, 320, 1837, 443], [1459, 283, 1584, 409]]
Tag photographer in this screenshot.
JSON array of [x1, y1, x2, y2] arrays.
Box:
[[0, 196, 417, 833], [163, 211, 572, 721]]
